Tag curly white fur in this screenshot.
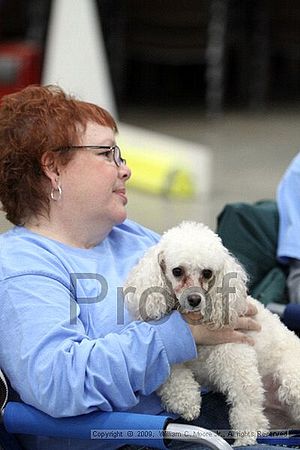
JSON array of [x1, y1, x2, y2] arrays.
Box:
[[124, 221, 300, 446]]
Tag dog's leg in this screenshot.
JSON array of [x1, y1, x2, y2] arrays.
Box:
[[198, 343, 269, 446], [157, 364, 201, 421], [273, 353, 300, 424]]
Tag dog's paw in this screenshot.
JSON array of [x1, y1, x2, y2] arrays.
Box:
[[278, 383, 300, 423], [161, 393, 201, 421], [159, 383, 201, 420], [180, 402, 201, 421], [231, 418, 269, 447], [230, 409, 269, 446], [233, 435, 257, 447], [162, 396, 201, 421], [257, 418, 270, 436], [158, 365, 202, 420]]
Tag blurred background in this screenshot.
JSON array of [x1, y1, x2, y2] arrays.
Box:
[[0, 0, 299, 233]]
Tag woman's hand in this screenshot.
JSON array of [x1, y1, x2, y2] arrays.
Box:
[[183, 302, 261, 346]]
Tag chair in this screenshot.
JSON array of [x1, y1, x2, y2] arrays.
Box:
[[0, 369, 231, 450], [217, 199, 300, 333]]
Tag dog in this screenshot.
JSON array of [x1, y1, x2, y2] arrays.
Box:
[[124, 221, 300, 446]]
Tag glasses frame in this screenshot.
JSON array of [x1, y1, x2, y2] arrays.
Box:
[[54, 145, 126, 167]]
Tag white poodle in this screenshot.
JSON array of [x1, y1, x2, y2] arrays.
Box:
[[124, 221, 300, 446]]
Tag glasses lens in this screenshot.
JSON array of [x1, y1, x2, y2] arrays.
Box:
[[114, 146, 126, 166]]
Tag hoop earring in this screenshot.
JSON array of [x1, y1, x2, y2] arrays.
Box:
[[50, 185, 62, 201]]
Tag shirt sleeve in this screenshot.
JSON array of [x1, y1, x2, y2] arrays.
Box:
[[0, 273, 196, 418], [277, 152, 300, 263]]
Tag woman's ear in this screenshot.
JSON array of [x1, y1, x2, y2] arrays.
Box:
[[40, 151, 60, 187]]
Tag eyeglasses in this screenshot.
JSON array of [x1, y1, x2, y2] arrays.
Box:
[[54, 145, 126, 167]]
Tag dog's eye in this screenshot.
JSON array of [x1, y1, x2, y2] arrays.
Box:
[[172, 267, 184, 277], [202, 269, 213, 280]]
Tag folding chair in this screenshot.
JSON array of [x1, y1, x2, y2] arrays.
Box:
[[217, 200, 300, 333], [0, 369, 231, 450]]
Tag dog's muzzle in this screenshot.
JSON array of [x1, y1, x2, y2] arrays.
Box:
[[179, 287, 206, 312]]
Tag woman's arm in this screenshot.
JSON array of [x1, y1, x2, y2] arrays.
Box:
[[0, 274, 197, 418]]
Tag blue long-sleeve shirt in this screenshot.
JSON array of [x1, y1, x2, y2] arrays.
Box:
[[277, 152, 300, 304], [0, 220, 197, 448], [277, 152, 300, 263]]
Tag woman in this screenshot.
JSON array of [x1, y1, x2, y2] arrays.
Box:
[[0, 85, 284, 450], [277, 152, 300, 303]]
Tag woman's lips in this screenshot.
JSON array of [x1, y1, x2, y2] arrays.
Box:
[[114, 188, 127, 203]]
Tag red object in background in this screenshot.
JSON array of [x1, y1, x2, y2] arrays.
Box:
[[0, 41, 42, 98]]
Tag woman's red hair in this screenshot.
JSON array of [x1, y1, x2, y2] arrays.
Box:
[[0, 84, 117, 225]]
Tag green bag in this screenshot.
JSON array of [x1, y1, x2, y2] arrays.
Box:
[[217, 201, 288, 305]]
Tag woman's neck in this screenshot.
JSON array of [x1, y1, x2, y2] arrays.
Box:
[[24, 215, 111, 249]]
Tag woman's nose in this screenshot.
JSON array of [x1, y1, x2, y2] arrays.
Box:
[[118, 163, 131, 181]]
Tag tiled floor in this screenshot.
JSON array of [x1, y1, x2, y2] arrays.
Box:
[[0, 105, 299, 234]]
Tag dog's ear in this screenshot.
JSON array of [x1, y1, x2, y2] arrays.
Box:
[[206, 252, 248, 328], [158, 251, 166, 273], [124, 246, 174, 321]]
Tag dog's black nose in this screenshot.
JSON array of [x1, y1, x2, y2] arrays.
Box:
[[187, 294, 202, 307]]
